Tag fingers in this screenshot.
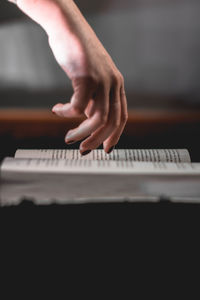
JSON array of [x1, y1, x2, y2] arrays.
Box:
[[103, 84, 128, 152], [80, 86, 121, 152], [52, 103, 82, 118], [65, 86, 109, 144], [52, 76, 96, 117], [52, 74, 128, 154], [80, 78, 128, 153]]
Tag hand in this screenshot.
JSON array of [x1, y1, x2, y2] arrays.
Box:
[[14, 0, 128, 154], [51, 6, 128, 154]]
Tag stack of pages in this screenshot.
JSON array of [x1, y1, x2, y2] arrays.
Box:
[[1, 149, 200, 205]]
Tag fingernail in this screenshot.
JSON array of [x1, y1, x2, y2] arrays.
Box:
[[81, 150, 91, 156], [66, 140, 75, 145], [107, 146, 115, 154]]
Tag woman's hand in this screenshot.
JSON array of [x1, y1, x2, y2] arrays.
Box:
[[11, 0, 128, 154]]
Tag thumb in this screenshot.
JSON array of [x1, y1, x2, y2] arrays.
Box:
[[52, 76, 96, 117], [70, 76, 96, 114]]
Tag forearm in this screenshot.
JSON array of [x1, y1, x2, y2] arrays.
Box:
[[8, 0, 88, 39]]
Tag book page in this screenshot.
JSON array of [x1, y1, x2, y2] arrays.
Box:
[[14, 149, 191, 163], [2, 157, 199, 175]]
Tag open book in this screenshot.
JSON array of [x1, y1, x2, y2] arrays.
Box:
[[1, 149, 200, 205], [2, 148, 200, 174]]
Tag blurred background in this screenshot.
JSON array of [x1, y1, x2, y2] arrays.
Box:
[[1, 0, 200, 164], [1, 0, 200, 109]]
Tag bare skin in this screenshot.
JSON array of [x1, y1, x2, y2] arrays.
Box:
[[9, 0, 128, 154]]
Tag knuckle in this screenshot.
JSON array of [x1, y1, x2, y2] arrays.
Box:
[[120, 88, 126, 97], [111, 71, 124, 86], [97, 113, 108, 125], [71, 103, 83, 114], [101, 115, 108, 125], [111, 74, 120, 86], [111, 117, 121, 127], [121, 111, 128, 123], [119, 72, 124, 83]]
